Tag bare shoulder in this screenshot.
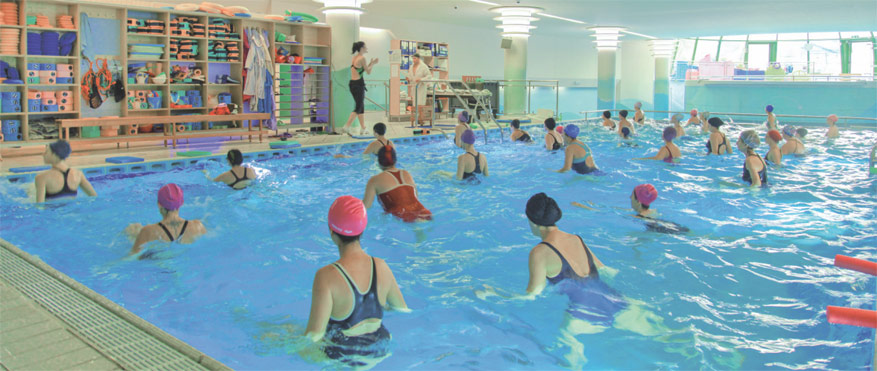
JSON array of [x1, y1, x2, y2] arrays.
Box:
[[189, 219, 207, 232], [372, 256, 394, 274]]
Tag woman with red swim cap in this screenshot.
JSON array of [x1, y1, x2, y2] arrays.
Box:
[[305, 196, 409, 362], [126, 183, 206, 256], [363, 146, 432, 222]]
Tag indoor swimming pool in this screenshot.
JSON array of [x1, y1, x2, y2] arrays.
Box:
[[1, 121, 875, 369]]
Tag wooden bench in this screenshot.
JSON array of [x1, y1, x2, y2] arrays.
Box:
[[58, 113, 271, 149]]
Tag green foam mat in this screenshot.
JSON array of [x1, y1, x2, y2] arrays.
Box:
[[176, 151, 212, 157]]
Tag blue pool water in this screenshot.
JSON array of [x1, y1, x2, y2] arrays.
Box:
[[1, 121, 875, 369]]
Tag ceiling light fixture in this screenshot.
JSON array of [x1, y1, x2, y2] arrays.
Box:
[[650, 39, 677, 57], [589, 26, 625, 50], [621, 30, 657, 40], [489, 5, 544, 37], [537, 12, 585, 24], [313, 0, 372, 14]]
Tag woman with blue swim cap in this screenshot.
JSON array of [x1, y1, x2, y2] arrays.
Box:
[[738, 130, 768, 187], [780, 125, 806, 155], [555, 124, 597, 174], [765, 105, 777, 131], [35, 140, 98, 203], [635, 127, 681, 163]]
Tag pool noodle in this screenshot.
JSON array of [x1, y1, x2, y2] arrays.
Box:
[[826, 306, 877, 328], [834, 255, 877, 276]]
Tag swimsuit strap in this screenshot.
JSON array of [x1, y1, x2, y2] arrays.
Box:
[[386, 170, 405, 184], [157, 222, 175, 242], [377, 138, 386, 147], [367, 258, 378, 294], [178, 220, 189, 240], [573, 141, 590, 158], [333, 258, 374, 295], [467, 152, 481, 172], [577, 235, 599, 278]]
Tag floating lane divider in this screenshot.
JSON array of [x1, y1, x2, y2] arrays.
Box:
[[835, 254, 877, 276], [825, 255, 877, 329]]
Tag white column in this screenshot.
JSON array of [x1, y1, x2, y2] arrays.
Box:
[[651, 40, 676, 120], [315, 0, 369, 131], [503, 36, 528, 116], [589, 27, 624, 111]]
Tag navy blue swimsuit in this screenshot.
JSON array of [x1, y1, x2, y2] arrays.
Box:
[[515, 131, 532, 143], [569, 141, 597, 174], [547, 132, 562, 150], [462, 152, 482, 180], [44, 168, 78, 200], [228, 167, 250, 189], [324, 258, 391, 364], [542, 236, 627, 327], [158, 221, 189, 242], [742, 153, 768, 186]]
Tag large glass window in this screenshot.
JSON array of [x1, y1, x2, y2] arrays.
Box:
[[808, 32, 839, 40], [723, 35, 747, 41], [718, 41, 745, 63], [675, 39, 695, 61], [809, 40, 841, 74], [694, 39, 718, 62], [749, 33, 777, 41], [777, 41, 808, 72], [778, 33, 807, 41], [850, 42, 874, 76], [747, 44, 771, 71]]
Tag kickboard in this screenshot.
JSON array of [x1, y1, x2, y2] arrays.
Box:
[[349, 135, 373, 140], [269, 141, 301, 149], [105, 156, 144, 164], [176, 151, 212, 157], [9, 166, 51, 173]]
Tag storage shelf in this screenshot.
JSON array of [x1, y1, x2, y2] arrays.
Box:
[[0, 25, 24, 29], [0, 112, 25, 116], [170, 107, 207, 111], [27, 26, 78, 32], [0, 54, 26, 57], [170, 35, 206, 41], [207, 61, 242, 64], [29, 84, 77, 87], [128, 84, 167, 87], [208, 37, 241, 42], [30, 111, 79, 115], [128, 108, 168, 112], [26, 55, 77, 59], [127, 33, 168, 37], [170, 59, 204, 62], [128, 59, 169, 63], [207, 84, 241, 87], [170, 83, 204, 87], [302, 44, 329, 48]]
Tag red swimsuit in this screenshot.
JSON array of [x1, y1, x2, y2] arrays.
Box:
[[377, 171, 432, 222]]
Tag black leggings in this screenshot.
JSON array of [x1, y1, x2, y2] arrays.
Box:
[[349, 79, 365, 114]]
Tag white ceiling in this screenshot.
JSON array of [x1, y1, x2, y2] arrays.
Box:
[[157, 0, 877, 39]]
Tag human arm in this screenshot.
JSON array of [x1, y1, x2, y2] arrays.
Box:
[[78, 171, 98, 197], [746, 158, 762, 187], [363, 176, 377, 209], [304, 267, 334, 342], [129, 225, 157, 255], [377, 258, 409, 311], [525, 245, 548, 296], [363, 57, 378, 75], [633, 146, 669, 161], [362, 142, 375, 155], [555, 148, 573, 172], [34, 175, 46, 203], [455, 156, 465, 181], [482, 157, 489, 177], [544, 133, 553, 150]]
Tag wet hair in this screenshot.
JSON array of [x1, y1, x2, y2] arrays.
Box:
[[544, 117, 556, 130], [602, 110, 611, 119], [352, 41, 365, 54], [619, 110, 628, 118], [333, 230, 361, 244], [226, 149, 243, 166], [526, 192, 562, 227], [510, 119, 520, 129], [621, 127, 631, 138], [373, 122, 386, 136], [377, 145, 396, 168]]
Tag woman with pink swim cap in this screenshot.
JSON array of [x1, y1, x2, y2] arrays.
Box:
[[305, 196, 408, 362], [686, 109, 701, 130], [825, 114, 839, 139], [630, 184, 658, 218], [126, 184, 206, 256]]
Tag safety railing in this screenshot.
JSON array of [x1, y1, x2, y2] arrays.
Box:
[[363, 79, 390, 116], [674, 61, 876, 82], [488, 79, 560, 116], [412, 79, 503, 144], [577, 109, 877, 129]]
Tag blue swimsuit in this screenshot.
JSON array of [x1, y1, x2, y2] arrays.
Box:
[[462, 152, 482, 181], [569, 142, 597, 174], [324, 258, 391, 364], [742, 153, 768, 186], [44, 168, 78, 200], [227, 167, 250, 189], [542, 236, 627, 327]]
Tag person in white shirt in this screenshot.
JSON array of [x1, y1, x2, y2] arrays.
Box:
[[407, 54, 432, 127]]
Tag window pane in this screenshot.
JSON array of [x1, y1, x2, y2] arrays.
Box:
[[700, 36, 720, 40], [675, 39, 695, 61], [694, 40, 718, 62], [778, 32, 808, 40], [777, 41, 808, 72], [809, 40, 841, 74], [749, 33, 776, 41], [748, 44, 770, 71], [808, 32, 839, 40], [723, 35, 747, 41], [718, 41, 745, 63], [850, 42, 874, 76], [840, 31, 872, 39]]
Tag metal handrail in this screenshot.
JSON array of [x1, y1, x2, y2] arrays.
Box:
[[483, 79, 560, 116], [576, 109, 877, 129], [363, 79, 389, 116], [412, 78, 499, 144]]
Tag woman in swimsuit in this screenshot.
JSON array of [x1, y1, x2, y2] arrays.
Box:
[[556, 124, 597, 174], [630, 184, 658, 218], [543, 117, 564, 151], [363, 146, 431, 222], [304, 196, 408, 362], [509, 119, 532, 143], [339, 41, 378, 135], [601, 110, 615, 130], [456, 129, 489, 181], [706, 117, 732, 155], [687, 109, 701, 130], [126, 184, 206, 255], [765, 129, 783, 165], [670, 113, 686, 138], [765, 105, 777, 131], [207, 149, 255, 190], [363, 123, 394, 155], [617, 110, 634, 138], [825, 114, 840, 139], [780, 125, 806, 155], [454, 111, 471, 148], [633, 102, 645, 125], [635, 126, 681, 163], [737, 130, 768, 187], [35, 140, 97, 203]]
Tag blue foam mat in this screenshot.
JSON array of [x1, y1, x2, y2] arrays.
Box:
[[105, 156, 145, 164], [350, 135, 373, 140], [9, 166, 50, 173], [269, 141, 302, 149]]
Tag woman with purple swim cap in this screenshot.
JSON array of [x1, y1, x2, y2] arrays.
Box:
[[454, 110, 472, 148], [35, 140, 98, 203], [456, 129, 489, 181], [556, 124, 597, 174], [635, 127, 681, 163], [765, 105, 778, 131], [633, 102, 645, 125], [125, 183, 206, 256]]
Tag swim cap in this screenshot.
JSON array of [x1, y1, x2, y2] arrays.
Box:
[[662, 126, 676, 142], [634, 102, 642, 109], [556, 125, 563, 134], [158, 183, 184, 211], [48, 140, 71, 160], [796, 128, 808, 138], [458, 111, 469, 123], [739, 130, 760, 149], [634, 184, 658, 207], [621, 127, 631, 138], [564, 124, 579, 138], [461, 129, 476, 145], [671, 113, 684, 123], [767, 130, 783, 142], [690, 109, 698, 116], [328, 195, 367, 237], [525, 192, 562, 226], [782, 125, 796, 137], [765, 105, 774, 113], [707, 117, 724, 128], [827, 114, 838, 124]]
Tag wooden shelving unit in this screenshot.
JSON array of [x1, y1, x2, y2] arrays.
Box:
[[1, 0, 332, 146], [388, 39, 449, 122]]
